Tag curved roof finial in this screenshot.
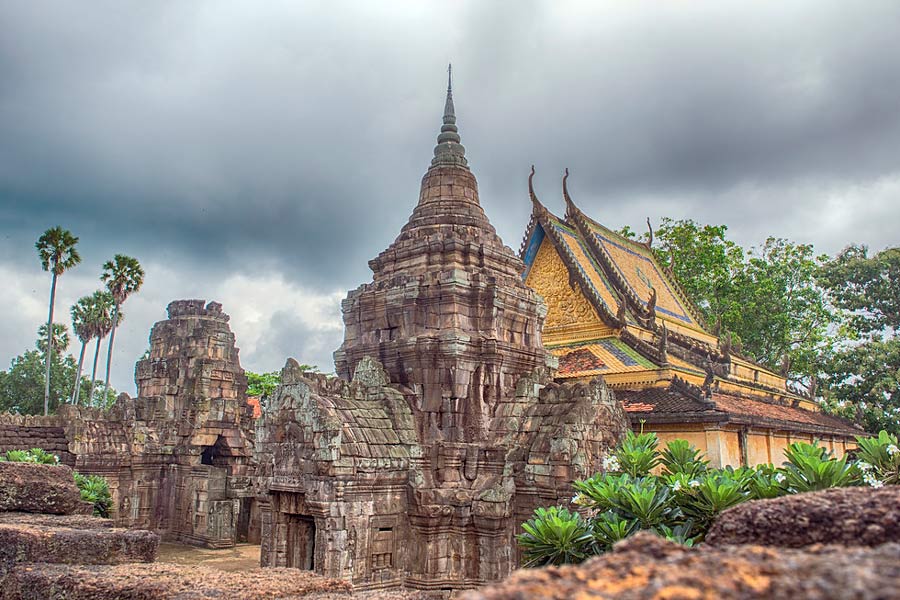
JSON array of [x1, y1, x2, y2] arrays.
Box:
[[562, 168, 579, 220], [528, 165, 547, 214]]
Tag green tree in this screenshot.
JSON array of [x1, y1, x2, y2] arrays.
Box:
[[88, 290, 118, 402], [818, 246, 900, 335], [819, 246, 900, 434], [35, 226, 81, 415], [246, 365, 318, 398], [0, 327, 113, 414], [100, 255, 144, 402], [729, 238, 835, 383], [36, 323, 70, 356], [86, 291, 117, 404], [70, 293, 116, 405], [246, 371, 281, 397], [642, 219, 836, 389], [650, 218, 744, 331]]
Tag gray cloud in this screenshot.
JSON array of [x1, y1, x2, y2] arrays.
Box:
[[2, 1, 899, 392]]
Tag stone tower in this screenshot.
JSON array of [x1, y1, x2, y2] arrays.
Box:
[[260, 72, 627, 592], [335, 70, 550, 443]]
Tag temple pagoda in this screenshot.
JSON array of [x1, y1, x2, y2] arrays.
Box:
[[520, 171, 861, 466]]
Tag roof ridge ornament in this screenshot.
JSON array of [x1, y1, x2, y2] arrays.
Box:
[[528, 165, 546, 212], [431, 63, 468, 168], [562, 168, 579, 221]]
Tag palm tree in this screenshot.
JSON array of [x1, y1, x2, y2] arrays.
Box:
[[36, 227, 81, 415], [100, 255, 144, 402], [70, 295, 98, 405], [87, 292, 116, 406], [37, 323, 70, 356]]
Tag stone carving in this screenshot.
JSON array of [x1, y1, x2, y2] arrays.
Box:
[[0, 300, 258, 549], [258, 78, 629, 592], [527, 240, 597, 330]]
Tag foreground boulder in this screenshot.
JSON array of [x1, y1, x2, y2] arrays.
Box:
[[0, 562, 352, 600], [0, 512, 158, 566], [706, 486, 900, 547], [464, 532, 900, 600], [0, 462, 89, 515]]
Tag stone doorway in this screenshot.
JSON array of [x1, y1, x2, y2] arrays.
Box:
[[286, 515, 315, 570]]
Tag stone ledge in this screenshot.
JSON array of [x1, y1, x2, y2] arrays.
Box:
[[0, 462, 89, 515], [0, 520, 159, 565], [464, 532, 900, 600], [0, 562, 351, 600], [706, 486, 900, 547]]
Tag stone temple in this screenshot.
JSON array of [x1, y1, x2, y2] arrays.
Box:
[[0, 70, 863, 597], [255, 74, 628, 591]]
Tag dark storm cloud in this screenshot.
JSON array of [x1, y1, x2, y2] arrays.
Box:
[[2, 1, 899, 391]]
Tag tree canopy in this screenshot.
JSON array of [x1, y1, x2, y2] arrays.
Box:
[[621, 218, 898, 434], [0, 327, 116, 414]]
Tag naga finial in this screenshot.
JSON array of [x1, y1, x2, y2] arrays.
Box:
[[646, 217, 654, 248], [646, 286, 657, 320]]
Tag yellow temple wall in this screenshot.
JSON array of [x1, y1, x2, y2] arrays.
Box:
[[634, 423, 855, 469], [746, 432, 772, 466]]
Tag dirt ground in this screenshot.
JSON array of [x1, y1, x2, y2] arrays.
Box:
[[156, 542, 262, 572]]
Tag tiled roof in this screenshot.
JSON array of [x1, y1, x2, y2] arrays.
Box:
[[549, 219, 620, 316], [619, 386, 862, 438], [585, 221, 700, 328], [549, 337, 658, 378]]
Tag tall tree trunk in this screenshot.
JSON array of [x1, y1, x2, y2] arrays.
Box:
[[43, 270, 58, 416], [71, 339, 87, 405], [89, 337, 102, 405], [102, 302, 120, 404]]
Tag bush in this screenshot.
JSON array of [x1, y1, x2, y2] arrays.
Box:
[[519, 430, 894, 566], [0, 447, 60, 464], [73, 472, 112, 518], [519, 506, 593, 567], [781, 441, 858, 492], [854, 430, 900, 486]]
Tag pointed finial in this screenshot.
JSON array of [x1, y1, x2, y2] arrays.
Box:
[[563, 168, 578, 220], [432, 64, 467, 168], [528, 165, 547, 213]]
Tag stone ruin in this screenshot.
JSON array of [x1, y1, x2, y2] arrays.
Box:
[[0, 299, 259, 548], [253, 80, 629, 591], [0, 80, 630, 595]]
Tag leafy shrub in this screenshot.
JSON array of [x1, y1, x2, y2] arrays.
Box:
[[518, 506, 592, 567], [745, 464, 788, 499], [521, 430, 893, 566], [609, 477, 676, 529], [591, 511, 640, 551], [854, 430, 900, 486], [1, 448, 60, 464], [614, 430, 660, 477], [782, 442, 858, 492], [73, 472, 112, 518], [675, 472, 747, 536], [660, 439, 708, 477]]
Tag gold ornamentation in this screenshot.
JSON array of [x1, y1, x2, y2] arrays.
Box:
[[526, 240, 597, 330]]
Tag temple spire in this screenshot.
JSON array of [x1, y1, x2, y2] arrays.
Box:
[[432, 63, 468, 168]]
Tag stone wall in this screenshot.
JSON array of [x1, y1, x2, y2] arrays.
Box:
[[0, 414, 75, 466], [257, 355, 627, 592], [0, 300, 258, 549]]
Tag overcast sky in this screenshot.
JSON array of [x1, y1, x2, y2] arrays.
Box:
[[2, 1, 899, 396]]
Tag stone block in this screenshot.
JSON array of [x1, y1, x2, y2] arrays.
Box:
[[0, 462, 88, 515]]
